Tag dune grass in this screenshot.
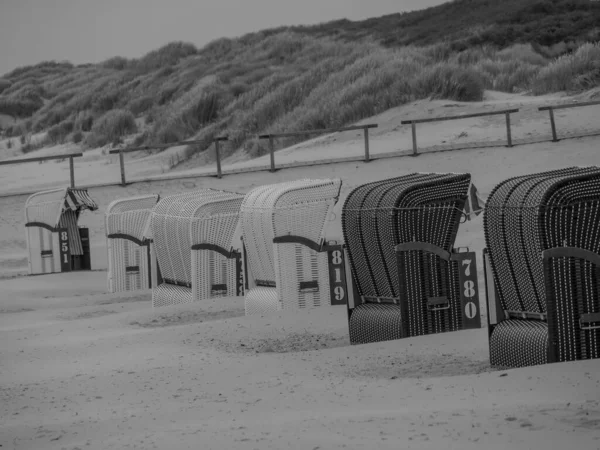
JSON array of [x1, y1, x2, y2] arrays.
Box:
[[85, 109, 137, 148], [0, 79, 11, 95], [1, 12, 599, 167], [532, 42, 600, 94]]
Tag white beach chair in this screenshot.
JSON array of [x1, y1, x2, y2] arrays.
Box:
[[24, 186, 97, 274], [105, 194, 160, 293], [241, 178, 342, 315], [150, 188, 244, 308]]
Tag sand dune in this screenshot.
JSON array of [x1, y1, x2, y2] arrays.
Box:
[[1, 91, 600, 449], [1, 90, 599, 196]]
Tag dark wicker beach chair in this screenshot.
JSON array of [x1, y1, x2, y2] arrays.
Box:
[[342, 172, 480, 344], [484, 166, 600, 368]]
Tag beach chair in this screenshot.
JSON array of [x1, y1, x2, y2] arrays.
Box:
[[190, 193, 245, 301], [484, 166, 600, 368], [24, 187, 97, 275], [342, 173, 481, 345], [241, 178, 343, 315], [105, 194, 160, 293], [150, 188, 244, 308]]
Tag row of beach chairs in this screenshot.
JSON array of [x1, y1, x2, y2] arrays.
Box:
[[100, 167, 600, 369], [105, 179, 342, 314]]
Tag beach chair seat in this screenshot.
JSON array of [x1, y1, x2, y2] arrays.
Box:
[[489, 319, 549, 368], [243, 286, 280, 316], [348, 303, 404, 344], [152, 283, 197, 308]]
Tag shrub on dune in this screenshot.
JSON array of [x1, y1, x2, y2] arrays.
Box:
[[71, 130, 84, 144], [496, 43, 548, 66], [0, 97, 43, 118], [532, 42, 600, 95], [412, 64, 485, 102], [475, 59, 541, 92], [127, 95, 155, 116], [85, 109, 137, 148], [47, 120, 74, 144]]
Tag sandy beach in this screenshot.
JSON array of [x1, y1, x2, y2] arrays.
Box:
[[1, 90, 600, 449]]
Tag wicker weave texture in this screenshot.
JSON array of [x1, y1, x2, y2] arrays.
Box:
[[24, 188, 66, 228], [105, 194, 159, 293], [241, 179, 342, 315], [543, 178, 600, 363], [349, 303, 404, 344], [191, 250, 239, 300], [150, 188, 244, 308], [545, 253, 600, 362], [106, 194, 159, 241], [244, 287, 279, 315], [274, 243, 331, 310], [152, 283, 193, 308], [341, 173, 471, 344], [107, 238, 151, 293], [489, 320, 549, 368], [484, 168, 595, 313], [484, 166, 600, 367]]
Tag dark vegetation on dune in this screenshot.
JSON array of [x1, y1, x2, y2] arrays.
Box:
[[0, 0, 599, 166]]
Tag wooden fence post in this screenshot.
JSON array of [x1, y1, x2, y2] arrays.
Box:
[[215, 139, 222, 179], [411, 122, 418, 156], [505, 112, 513, 147], [119, 149, 126, 186], [548, 108, 558, 142], [363, 127, 370, 162], [69, 156, 75, 188], [269, 136, 276, 172]]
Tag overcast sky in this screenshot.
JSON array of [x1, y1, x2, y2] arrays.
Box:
[[0, 0, 446, 75]]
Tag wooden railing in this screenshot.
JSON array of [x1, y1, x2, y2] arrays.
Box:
[[257, 124, 378, 171], [108, 137, 228, 184], [0, 153, 83, 188], [538, 100, 600, 142], [5, 99, 600, 197], [401, 109, 519, 156], [109, 125, 377, 183]]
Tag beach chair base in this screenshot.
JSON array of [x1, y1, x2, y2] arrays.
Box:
[[152, 283, 193, 308], [489, 319, 549, 368], [244, 287, 279, 316], [349, 303, 404, 345]]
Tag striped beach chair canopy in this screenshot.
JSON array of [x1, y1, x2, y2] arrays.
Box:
[[25, 187, 98, 229]]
